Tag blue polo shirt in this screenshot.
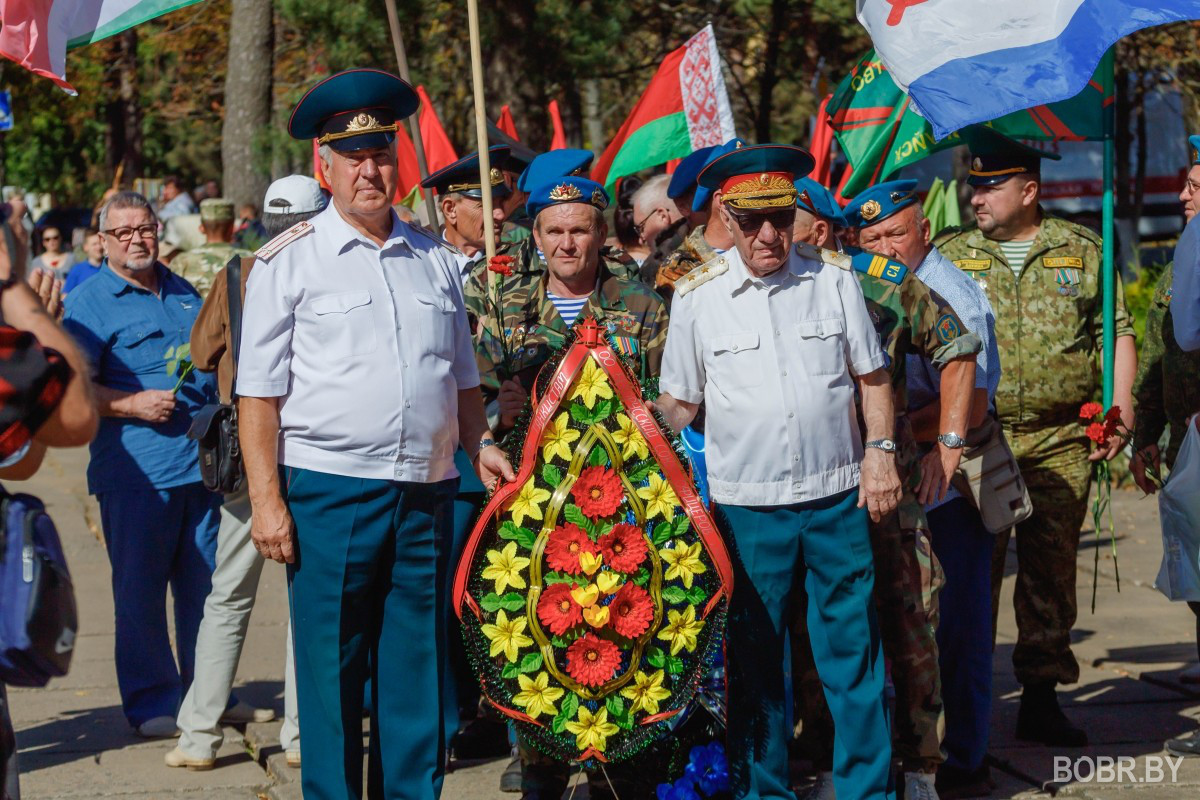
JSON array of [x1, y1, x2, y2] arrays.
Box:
[[63, 261, 102, 295], [63, 263, 216, 494]]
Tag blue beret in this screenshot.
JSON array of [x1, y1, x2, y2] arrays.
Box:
[[526, 176, 610, 218], [697, 143, 814, 210], [794, 177, 846, 226], [667, 146, 717, 200], [1190, 135, 1200, 165], [421, 146, 512, 199], [289, 69, 418, 152], [843, 180, 919, 228], [691, 138, 746, 212], [517, 149, 594, 193]]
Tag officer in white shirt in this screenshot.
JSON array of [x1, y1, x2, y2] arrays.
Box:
[[235, 69, 514, 799], [654, 144, 902, 800]]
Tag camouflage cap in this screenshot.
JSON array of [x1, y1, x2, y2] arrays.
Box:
[[199, 198, 236, 223]]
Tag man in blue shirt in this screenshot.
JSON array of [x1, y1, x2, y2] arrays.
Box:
[[63, 191, 220, 739]]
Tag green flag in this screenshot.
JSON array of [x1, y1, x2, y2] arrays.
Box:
[[828, 49, 1114, 198]]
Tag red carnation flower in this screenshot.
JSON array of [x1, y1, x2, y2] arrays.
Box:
[[1079, 402, 1104, 421], [565, 632, 623, 687], [537, 583, 583, 635], [488, 254, 515, 276], [1086, 422, 1109, 445], [571, 466, 625, 519], [544, 524, 597, 575], [608, 582, 654, 639], [1104, 406, 1122, 423], [598, 524, 648, 573]]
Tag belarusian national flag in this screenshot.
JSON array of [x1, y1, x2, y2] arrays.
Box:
[[592, 24, 735, 191], [0, 0, 205, 95]]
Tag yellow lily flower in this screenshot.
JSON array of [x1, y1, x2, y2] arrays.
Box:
[[636, 472, 679, 522], [620, 669, 672, 715], [564, 705, 620, 752], [480, 609, 533, 662], [541, 412, 580, 463], [657, 605, 704, 655], [612, 414, 649, 461], [512, 671, 564, 719], [659, 539, 707, 589], [507, 479, 551, 527], [482, 541, 530, 594], [571, 358, 613, 410]]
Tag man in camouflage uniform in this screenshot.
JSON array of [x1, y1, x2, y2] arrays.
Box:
[[934, 126, 1137, 747], [789, 179, 980, 800], [476, 175, 666, 799], [421, 146, 513, 285], [632, 174, 690, 286], [170, 198, 252, 298]]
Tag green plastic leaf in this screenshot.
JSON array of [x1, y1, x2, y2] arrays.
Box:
[[595, 521, 614, 539], [542, 464, 562, 488], [684, 586, 708, 605], [569, 401, 597, 425], [662, 586, 687, 605], [499, 521, 537, 550], [519, 652, 543, 673], [588, 445, 608, 467], [651, 522, 672, 546], [544, 571, 588, 586], [605, 695, 631, 728], [671, 514, 691, 537], [590, 398, 613, 423], [481, 592, 525, 613], [502, 663, 520, 679], [628, 460, 656, 482], [645, 646, 666, 668], [631, 568, 650, 587], [562, 504, 591, 533], [550, 634, 574, 648], [666, 654, 685, 674], [552, 693, 580, 735]]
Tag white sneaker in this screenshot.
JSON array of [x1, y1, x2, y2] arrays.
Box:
[[285, 748, 301, 768], [1180, 663, 1200, 684], [905, 771, 940, 800], [798, 771, 836, 800], [219, 700, 276, 724], [164, 745, 215, 771], [135, 716, 179, 739]]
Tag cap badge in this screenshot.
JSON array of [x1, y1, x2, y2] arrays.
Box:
[[489, 167, 504, 185], [590, 188, 608, 209], [346, 113, 379, 133], [972, 157, 983, 171], [549, 182, 584, 202], [759, 173, 771, 185], [860, 199, 882, 221]]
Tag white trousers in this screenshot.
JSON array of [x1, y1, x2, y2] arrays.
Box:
[[176, 489, 299, 757]]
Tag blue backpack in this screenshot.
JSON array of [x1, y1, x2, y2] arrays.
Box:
[[0, 491, 77, 687]]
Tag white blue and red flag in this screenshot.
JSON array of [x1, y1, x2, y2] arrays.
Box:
[[858, 0, 1200, 139]]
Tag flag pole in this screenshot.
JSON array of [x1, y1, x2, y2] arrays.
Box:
[[466, 0, 497, 263], [1101, 48, 1116, 409], [383, 0, 440, 228]]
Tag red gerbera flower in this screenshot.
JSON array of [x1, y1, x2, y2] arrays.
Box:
[[544, 524, 597, 575], [1079, 402, 1104, 421], [537, 583, 583, 635], [565, 632, 623, 687], [571, 466, 625, 519], [598, 524, 648, 573], [608, 582, 654, 639]]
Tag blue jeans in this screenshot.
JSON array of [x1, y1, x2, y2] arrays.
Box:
[[929, 498, 994, 773], [285, 467, 457, 800], [97, 482, 220, 726], [720, 488, 894, 800]]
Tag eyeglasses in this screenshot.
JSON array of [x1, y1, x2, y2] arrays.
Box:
[[1186, 177, 1200, 194], [633, 207, 665, 237], [42, 234, 60, 241], [727, 208, 795, 234], [103, 225, 159, 243]]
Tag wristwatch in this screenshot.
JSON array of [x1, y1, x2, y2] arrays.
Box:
[[474, 437, 497, 462], [937, 432, 967, 449], [864, 438, 897, 453]]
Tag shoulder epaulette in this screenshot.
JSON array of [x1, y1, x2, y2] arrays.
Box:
[[673, 253, 729, 297], [254, 220, 314, 262], [846, 247, 908, 285], [794, 241, 851, 271], [404, 222, 456, 253]]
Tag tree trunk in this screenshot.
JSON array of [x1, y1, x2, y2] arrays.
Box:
[[582, 79, 605, 157], [108, 30, 142, 186], [754, 0, 789, 142], [222, 0, 273, 209]]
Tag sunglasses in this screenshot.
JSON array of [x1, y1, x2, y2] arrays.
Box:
[[42, 235, 60, 241], [727, 207, 795, 234]]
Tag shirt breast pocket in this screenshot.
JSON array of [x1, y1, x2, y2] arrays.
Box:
[[795, 317, 845, 376], [414, 292, 457, 360], [310, 290, 378, 358], [709, 331, 763, 389], [112, 325, 165, 374]]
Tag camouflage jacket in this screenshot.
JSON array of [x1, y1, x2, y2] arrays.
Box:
[[934, 212, 1134, 429], [654, 224, 721, 300], [475, 262, 669, 430], [171, 242, 254, 299], [1132, 263, 1200, 467], [637, 217, 689, 287]]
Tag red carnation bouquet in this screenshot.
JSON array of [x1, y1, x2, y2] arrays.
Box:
[[485, 254, 518, 378]]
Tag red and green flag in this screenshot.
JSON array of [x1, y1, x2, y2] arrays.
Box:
[[827, 49, 1114, 197], [592, 24, 736, 191]]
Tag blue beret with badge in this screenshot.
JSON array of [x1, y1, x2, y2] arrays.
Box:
[[518, 149, 594, 193], [794, 177, 847, 226], [421, 146, 512, 199], [843, 179, 919, 229], [526, 176, 610, 218], [962, 124, 1061, 187], [843, 245, 908, 285], [1190, 134, 1200, 165], [667, 146, 718, 200], [690, 138, 746, 212], [289, 68, 418, 152]]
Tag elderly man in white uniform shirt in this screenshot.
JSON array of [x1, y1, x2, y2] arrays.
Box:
[[654, 145, 901, 800], [235, 70, 513, 800]]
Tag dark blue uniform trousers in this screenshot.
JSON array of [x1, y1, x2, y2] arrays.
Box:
[[98, 482, 220, 727], [720, 488, 894, 800], [928, 498, 994, 773], [284, 467, 457, 800]]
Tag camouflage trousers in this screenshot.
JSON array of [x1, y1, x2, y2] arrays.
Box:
[[792, 489, 946, 772], [990, 421, 1091, 687]]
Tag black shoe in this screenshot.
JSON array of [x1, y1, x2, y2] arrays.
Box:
[[450, 716, 511, 759], [1166, 729, 1200, 758], [936, 764, 995, 799], [499, 756, 522, 793], [1016, 683, 1088, 747]]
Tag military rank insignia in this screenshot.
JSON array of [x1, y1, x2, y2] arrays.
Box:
[[936, 313, 961, 344], [453, 318, 731, 765]]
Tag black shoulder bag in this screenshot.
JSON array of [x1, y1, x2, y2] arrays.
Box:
[[188, 256, 245, 494]]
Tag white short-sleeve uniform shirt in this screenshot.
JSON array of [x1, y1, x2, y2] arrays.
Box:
[[660, 246, 886, 507], [236, 204, 480, 483]]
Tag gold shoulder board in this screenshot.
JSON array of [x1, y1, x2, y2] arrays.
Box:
[[794, 241, 851, 271], [673, 253, 729, 297]]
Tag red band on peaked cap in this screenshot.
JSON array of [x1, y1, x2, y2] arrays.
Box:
[[696, 143, 815, 191], [288, 68, 418, 141], [718, 171, 793, 195]]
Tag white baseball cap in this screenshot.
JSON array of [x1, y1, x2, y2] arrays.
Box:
[[262, 175, 327, 215]]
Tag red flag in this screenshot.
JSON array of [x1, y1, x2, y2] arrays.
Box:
[[497, 105, 520, 141], [417, 85, 458, 173], [548, 100, 567, 150], [808, 94, 835, 186]]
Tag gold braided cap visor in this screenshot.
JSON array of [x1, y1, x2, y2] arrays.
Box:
[[447, 168, 506, 194], [316, 110, 399, 145], [719, 171, 798, 210]]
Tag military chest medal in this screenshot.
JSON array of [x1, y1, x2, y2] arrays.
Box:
[[453, 318, 732, 764]]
